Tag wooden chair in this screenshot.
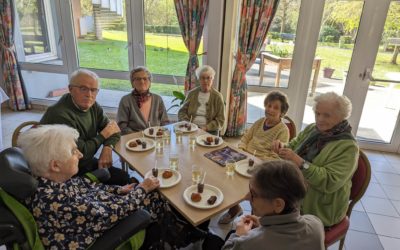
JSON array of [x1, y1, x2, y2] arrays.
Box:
[[11, 121, 40, 147], [283, 115, 296, 140], [324, 150, 371, 250]]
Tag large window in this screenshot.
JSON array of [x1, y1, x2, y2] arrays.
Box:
[[16, 0, 63, 64]]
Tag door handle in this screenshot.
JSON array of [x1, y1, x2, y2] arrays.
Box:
[[360, 68, 400, 84]]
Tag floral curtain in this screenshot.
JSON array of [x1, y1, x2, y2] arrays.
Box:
[[0, 0, 30, 111], [174, 0, 209, 91], [225, 0, 279, 136]]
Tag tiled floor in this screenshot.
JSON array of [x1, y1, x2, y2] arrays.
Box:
[[2, 108, 400, 250]]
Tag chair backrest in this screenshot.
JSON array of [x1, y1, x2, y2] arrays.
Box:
[[0, 147, 38, 200], [347, 150, 371, 217], [11, 121, 40, 147], [283, 115, 297, 140]]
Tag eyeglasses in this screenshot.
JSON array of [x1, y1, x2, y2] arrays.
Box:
[[200, 76, 212, 81], [133, 77, 150, 82], [71, 85, 99, 94]]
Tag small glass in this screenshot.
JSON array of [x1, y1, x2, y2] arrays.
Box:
[[162, 129, 171, 145], [169, 153, 179, 171], [191, 165, 203, 183], [155, 138, 164, 155], [225, 159, 236, 176], [175, 129, 183, 144], [189, 135, 196, 147]]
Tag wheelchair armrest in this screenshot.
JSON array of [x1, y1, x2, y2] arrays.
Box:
[[89, 209, 151, 250]]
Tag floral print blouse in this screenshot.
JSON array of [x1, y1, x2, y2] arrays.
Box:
[[24, 177, 163, 250]]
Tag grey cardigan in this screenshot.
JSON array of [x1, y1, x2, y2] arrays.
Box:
[[222, 211, 325, 250], [117, 92, 169, 134], [177, 87, 225, 132]]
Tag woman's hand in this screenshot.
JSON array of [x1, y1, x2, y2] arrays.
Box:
[[235, 216, 255, 236], [277, 148, 304, 168], [138, 177, 160, 193], [272, 140, 284, 153], [119, 183, 136, 194], [242, 214, 260, 228]]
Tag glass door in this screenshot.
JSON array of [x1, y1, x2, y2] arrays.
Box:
[[296, 0, 400, 152], [343, 0, 400, 152]]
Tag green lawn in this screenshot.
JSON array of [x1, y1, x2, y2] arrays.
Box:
[[78, 31, 203, 76], [78, 30, 399, 92], [266, 43, 400, 80], [99, 78, 181, 96]]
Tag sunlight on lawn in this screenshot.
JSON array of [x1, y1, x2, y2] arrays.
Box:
[[102, 30, 203, 53]]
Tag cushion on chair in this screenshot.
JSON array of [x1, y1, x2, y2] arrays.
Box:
[[0, 148, 38, 200], [324, 216, 350, 246]]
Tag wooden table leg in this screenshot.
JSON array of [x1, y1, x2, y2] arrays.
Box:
[[259, 54, 265, 85], [310, 59, 321, 96], [275, 62, 282, 87]]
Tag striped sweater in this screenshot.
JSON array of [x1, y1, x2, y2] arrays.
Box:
[[238, 117, 289, 160]]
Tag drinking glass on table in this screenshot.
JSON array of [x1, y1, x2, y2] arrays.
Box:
[[225, 159, 236, 176], [175, 128, 183, 144], [191, 165, 203, 183], [162, 129, 171, 145], [155, 138, 164, 155], [169, 153, 179, 171], [189, 135, 196, 148]]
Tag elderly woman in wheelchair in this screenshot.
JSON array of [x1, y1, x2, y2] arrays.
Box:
[[11, 124, 164, 249]]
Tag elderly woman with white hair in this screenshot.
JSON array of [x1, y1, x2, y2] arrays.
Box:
[[18, 124, 164, 249], [178, 65, 225, 133], [272, 92, 359, 227]]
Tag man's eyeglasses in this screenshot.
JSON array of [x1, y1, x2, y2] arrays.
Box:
[[71, 85, 99, 94], [133, 77, 150, 82]]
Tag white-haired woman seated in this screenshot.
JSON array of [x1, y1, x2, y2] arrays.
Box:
[[18, 124, 163, 249], [273, 92, 359, 227], [178, 65, 225, 134]]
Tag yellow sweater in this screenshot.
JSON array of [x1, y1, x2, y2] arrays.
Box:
[[238, 118, 289, 160]]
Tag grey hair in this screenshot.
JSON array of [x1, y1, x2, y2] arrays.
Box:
[[17, 124, 79, 177], [313, 92, 352, 120], [69, 69, 100, 87], [195, 65, 216, 79], [130, 66, 152, 82]]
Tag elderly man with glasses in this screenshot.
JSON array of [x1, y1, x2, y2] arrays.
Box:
[[40, 69, 130, 185]]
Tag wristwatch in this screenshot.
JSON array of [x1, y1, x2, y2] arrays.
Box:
[[300, 160, 310, 170]]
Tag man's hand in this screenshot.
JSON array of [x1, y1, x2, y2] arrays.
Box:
[[100, 121, 120, 139], [138, 177, 160, 193], [98, 146, 113, 168]]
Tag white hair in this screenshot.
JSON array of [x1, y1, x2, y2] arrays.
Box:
[[195, 65, 216, 79], [69, 69, 100, 87], [313, 92, 352, 120], [17, 124, 79, 177]]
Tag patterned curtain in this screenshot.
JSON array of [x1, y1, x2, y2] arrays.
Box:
[[174, 0, 209, 91], [225, 0, 279, 136], [0, 0, 30, 110]]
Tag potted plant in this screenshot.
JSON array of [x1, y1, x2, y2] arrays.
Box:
[[167, 90, 185, 112], [323, 67, 335, 78]]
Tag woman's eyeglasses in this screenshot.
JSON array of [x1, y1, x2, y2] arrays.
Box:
[[200, 76, 212, 81], [133, 77, 150, 81]]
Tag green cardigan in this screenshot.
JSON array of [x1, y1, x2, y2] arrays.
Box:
[[178, 87, 225, 132], [289, 124, 359, 227], [40, 94, 120, 169]]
